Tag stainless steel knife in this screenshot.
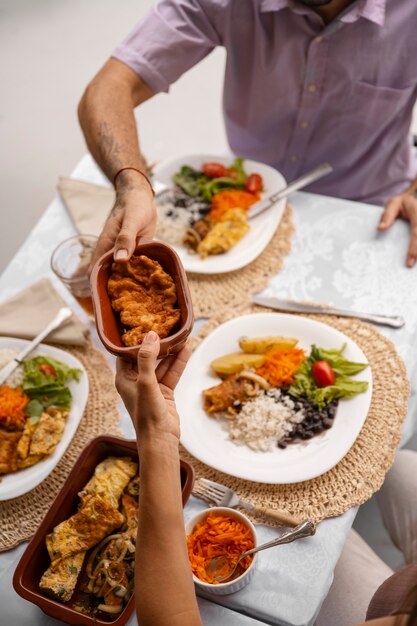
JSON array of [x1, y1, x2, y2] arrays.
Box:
[[0, 307, 73, 386], [247, 162, 333, 219], [251, 295, 405, 329]]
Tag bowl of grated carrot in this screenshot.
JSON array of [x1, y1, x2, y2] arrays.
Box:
[[185, 507, 257, 595]]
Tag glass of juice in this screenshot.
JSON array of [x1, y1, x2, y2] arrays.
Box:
[[51, 235, 98, 317]]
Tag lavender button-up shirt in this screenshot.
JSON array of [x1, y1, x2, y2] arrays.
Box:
[[112, 0, 417, 205]]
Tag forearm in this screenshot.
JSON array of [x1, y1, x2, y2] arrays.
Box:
[[78, 60, 152, 183], [136, 434, 202, 626]]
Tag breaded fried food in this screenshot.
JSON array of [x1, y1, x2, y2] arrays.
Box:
[[0, 428, 22, 474], [46, 494, 125, 564], [107, 254, 181, 347]]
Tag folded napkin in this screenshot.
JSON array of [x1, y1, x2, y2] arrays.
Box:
[[0, 278, 89, 346], [58, 177, 115, 236]]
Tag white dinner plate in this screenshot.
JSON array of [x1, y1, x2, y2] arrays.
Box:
[[0, 337, 88, 500], [176, 313, 373, 484], [153, 154, 286, 274]]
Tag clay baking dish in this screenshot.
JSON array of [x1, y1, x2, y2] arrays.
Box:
[[90, 240, 194, 359], [13, 435, 195, 626]]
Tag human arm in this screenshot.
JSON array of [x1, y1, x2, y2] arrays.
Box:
[[78, 58, 157, 265], [377, 177, 417, 268], [115, 331, 202, 626]]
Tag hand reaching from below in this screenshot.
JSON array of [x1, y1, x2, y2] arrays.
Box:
[[115, 331, 191, 441], [378, 190, 417, 268]]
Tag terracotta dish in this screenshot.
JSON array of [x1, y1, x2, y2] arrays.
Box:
[[90, 240, 194, 359], [13, 435, 195, 626]]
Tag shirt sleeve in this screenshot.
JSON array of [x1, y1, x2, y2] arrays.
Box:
[[111, 0, 223, 93]]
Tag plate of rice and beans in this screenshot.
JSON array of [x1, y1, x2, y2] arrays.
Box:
[[176, 313, 372, 484], [153, 154, 287, 274]]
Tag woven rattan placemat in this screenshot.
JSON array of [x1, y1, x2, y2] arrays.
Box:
[[0, 342, 121, 552], [181, 304, 410, 526], [188, 204, 294, 318]]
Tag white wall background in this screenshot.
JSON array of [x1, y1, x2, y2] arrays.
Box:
[[0, 0, 416, 273], [0, 0, 227, 272]]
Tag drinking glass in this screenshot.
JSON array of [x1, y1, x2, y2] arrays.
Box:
[[51, 235, 98, 316]]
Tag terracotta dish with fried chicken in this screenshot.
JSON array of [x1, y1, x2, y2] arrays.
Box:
[[107, 254, 181, 347]]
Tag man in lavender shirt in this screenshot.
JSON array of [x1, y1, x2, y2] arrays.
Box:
[[78, 0, 417, 267]]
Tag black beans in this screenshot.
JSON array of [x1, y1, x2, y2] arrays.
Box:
[[276, 390, 339, 448]]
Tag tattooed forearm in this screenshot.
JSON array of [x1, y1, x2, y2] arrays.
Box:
[[97, 121, 124, 178]]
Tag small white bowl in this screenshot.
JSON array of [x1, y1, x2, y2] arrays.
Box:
[[185, 506, 258, 595]]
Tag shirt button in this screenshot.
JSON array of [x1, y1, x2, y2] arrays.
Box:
[[308, 83, 317, 93], [290, 155, 298, 162], [315, 36, 323, 43], [300, 121, 309, 129]]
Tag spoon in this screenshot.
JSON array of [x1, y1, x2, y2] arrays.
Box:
[[205, 519, 316, 584]]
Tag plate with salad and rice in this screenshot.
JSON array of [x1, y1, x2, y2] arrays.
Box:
[[153, 154, 286, 274], [176, 313, 372, 483], [0, 337, 88, 500]]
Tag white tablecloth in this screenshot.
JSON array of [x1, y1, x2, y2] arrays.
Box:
[[0, 154, 415, 626]]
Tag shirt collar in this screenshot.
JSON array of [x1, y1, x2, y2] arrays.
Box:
[[259, 0, 386, 27]]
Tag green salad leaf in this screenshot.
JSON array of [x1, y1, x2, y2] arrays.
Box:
[[289, 344, 368, 409], [22, 356, 82, 416], [172, 158, 248, 202]]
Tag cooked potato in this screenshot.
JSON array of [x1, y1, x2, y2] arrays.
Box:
[[239, 336, 298, 354], [210, 352, 266, 376]]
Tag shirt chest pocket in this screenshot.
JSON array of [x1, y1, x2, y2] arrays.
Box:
[[342, 80, 416, 140]]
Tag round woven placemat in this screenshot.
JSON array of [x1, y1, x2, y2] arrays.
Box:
[[188, 203, 294, 318], [181, 304, 410, 526], [0, 342, 121, 552]]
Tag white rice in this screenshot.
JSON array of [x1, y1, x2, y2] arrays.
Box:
[[226, 389, 305, 452], [155, 189, 210, 246], [0, 349, 24, 388]]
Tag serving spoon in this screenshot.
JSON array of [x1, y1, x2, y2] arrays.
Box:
[[205, 519, 316, 584]]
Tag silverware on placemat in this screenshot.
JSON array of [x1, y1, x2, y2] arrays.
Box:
[[193, 478, 300, 527], [251, 295, 405, 329], [0, 307, 73, 385]]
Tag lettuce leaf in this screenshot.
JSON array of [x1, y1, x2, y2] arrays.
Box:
[[289, 344, 368, 409], [22, 356, 81, 415]]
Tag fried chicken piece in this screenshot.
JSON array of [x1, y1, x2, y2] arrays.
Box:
[[108, 254, 181, 347], [122, 310, 181, 346], [18, 408, 68, 469]]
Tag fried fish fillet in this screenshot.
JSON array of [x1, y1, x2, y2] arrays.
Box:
[[79, 456, 138, 509], [198, 208, 250, 259], [39, 552, 85, 602], [107, 254, 181, 347], [0, 428, 22, 474], [46, 494, 125, 564]]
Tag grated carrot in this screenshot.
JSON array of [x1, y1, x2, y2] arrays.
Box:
[[209, 190, 260, 222], [256, 347, 306, 387], [0, 385, 29, 430], [187, 513, 254, 584]]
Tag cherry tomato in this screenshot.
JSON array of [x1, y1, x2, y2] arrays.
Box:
[[202, 162, 228, 178], [311, 361, 335, 387], [245, 173, 263, 194], [39, 363, 56, 377]]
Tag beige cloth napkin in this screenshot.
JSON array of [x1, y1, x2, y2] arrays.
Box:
[[58, 177, 115, 236], [0, 278, 89, 346]]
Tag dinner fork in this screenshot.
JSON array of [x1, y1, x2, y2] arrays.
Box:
[[193, 478, 301, 527]]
